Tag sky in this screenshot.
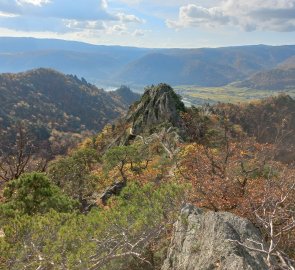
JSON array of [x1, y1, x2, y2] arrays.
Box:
[[0, 0, 294, 48]]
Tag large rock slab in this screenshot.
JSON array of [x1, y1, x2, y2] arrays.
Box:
[[162, 205, 268, 270]]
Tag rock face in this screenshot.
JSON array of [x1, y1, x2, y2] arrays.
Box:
[[100, 180, 126, 205], [162, 205, 268, 270], [125, 84, 185, 135]]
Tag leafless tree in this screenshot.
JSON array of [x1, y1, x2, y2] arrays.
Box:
[[230, 168, 295, 269], [0, 123, 33, 183]]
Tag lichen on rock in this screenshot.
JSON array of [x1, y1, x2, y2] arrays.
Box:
[[162, 205, 268, 270]]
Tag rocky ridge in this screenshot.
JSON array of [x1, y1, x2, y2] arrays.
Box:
[[125, 83, 185, 136]]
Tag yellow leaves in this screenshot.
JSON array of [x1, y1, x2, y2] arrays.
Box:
[[178, 143, 200, 159], [79, 138, 93, 149], [239, 150, 250, 158], [210, 148, 219, 155]]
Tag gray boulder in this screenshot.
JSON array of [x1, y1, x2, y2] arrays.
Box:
[[162, 205, 268, 270]]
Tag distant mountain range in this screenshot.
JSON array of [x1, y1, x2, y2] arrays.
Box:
[[0, 37, 149, 86], [1, 37, 295, 89]]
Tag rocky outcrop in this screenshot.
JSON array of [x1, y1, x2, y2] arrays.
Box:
[[100, 180, 126, 205], [125, 84, 185, 135], [162, 205, 268, 270]]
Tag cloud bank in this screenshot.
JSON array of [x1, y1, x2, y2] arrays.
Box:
[[0, 0, 144, 34], [167, 0, 295, 32]]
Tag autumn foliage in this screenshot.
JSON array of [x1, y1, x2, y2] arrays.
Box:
[[0, 86, 294, 269]]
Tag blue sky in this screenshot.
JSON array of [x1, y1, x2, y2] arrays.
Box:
[[0, 0, 294, 48]]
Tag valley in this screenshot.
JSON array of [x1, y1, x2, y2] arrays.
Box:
[[175, 85, 295, 105]]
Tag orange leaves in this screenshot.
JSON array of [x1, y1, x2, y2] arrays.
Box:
[[176, 138, 289, 217]]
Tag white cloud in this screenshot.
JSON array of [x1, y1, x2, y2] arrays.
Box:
[[106, 23, 128, 35], [116, 12, 144, 23], [167, 0, 295, 32], [132, 29, 145, 36], [0, 0, 115, 20], [16, 0, 51, 6], [167, 4, 229, 28], [0, 0, 146, 35], [101, 0, 108, 9], [112, 24, 126, 31], [117, 0, 202, 7], [0, 11, 19, 17], [64, 19, 106, 31]]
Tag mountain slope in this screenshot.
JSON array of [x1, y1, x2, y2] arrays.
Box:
[[110, 85, 140, 106], [278, 56, 295, 69], [214, 94, 295, 162], [236, 68, 295, 90], [235, 56, 295, 90], [0, 68, 139, 153]]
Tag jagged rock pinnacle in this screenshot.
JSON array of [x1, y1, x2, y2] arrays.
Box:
[[126, 83, 185, 135]]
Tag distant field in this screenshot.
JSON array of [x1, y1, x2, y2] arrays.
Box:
[[174, 85, 295, 106]]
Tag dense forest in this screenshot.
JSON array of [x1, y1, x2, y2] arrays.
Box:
[[0, 68, 139, 133], [0, 83, 294, 269], [0, 69, 139, 178]]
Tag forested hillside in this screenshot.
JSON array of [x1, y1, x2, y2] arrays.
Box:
[[0, 84, 294, 269], [214, 94, 295, 162], [0, 68, 139, 163], [236, 68, 295, 90], [235, 55, 295, 90]]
